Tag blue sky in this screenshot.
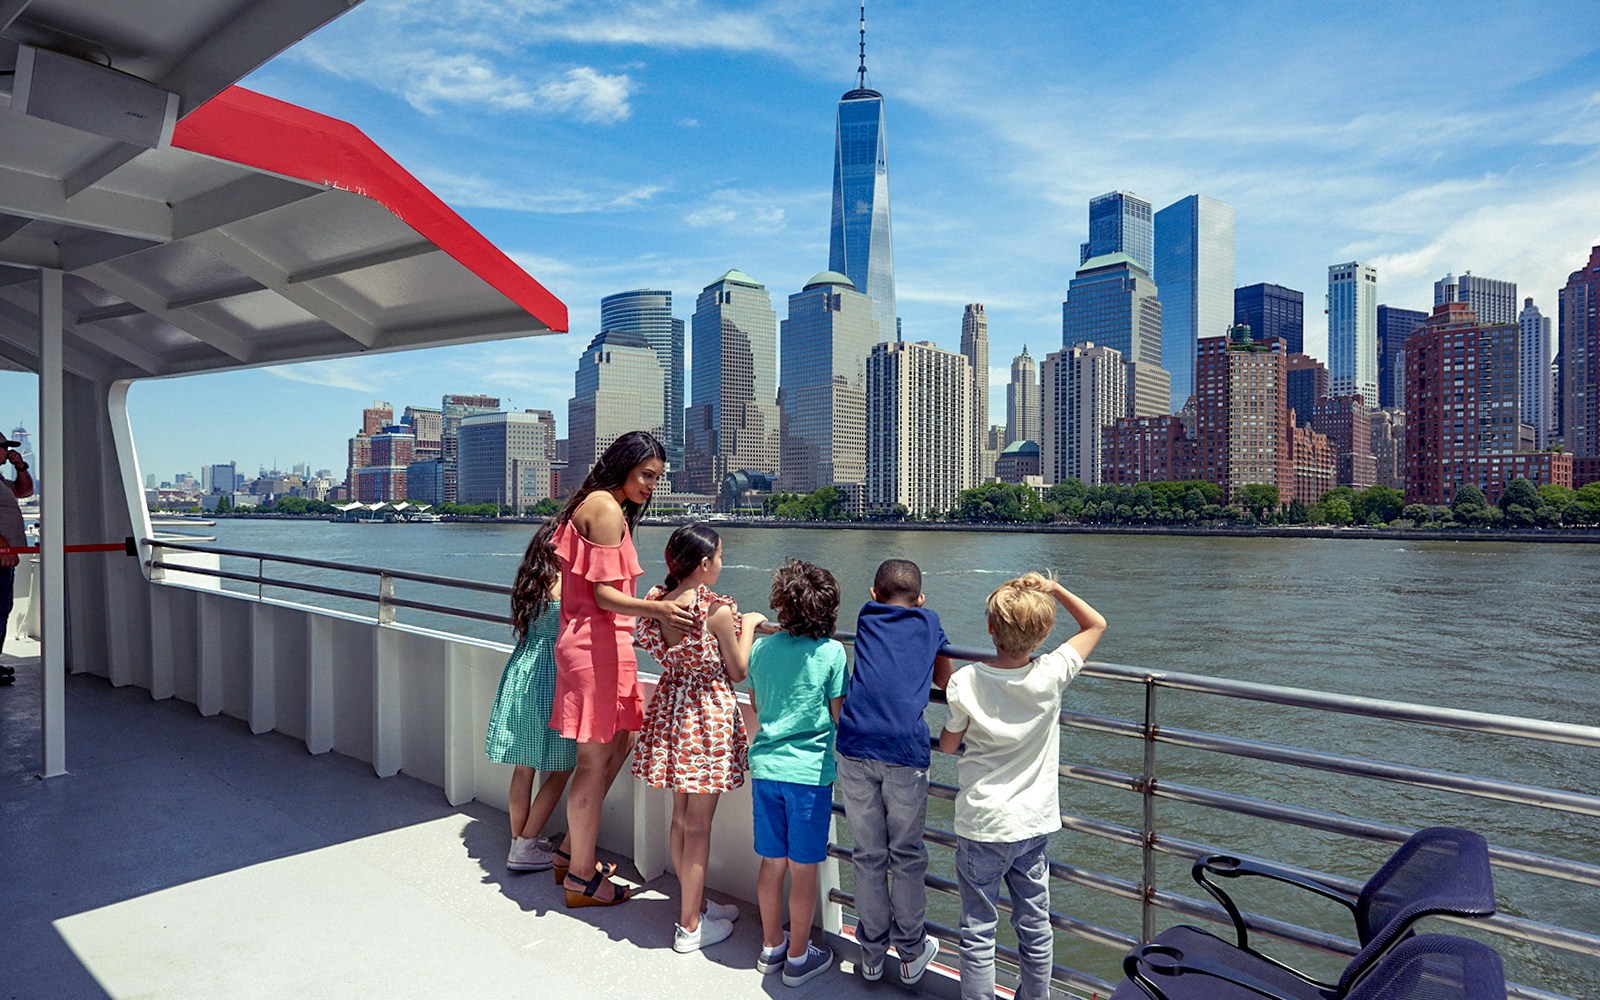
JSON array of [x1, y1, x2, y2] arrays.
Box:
[[4, 1, 1598, 480]]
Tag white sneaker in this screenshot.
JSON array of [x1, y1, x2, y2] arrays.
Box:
[[506, 836, 554, 872], [757, 932, 790, 974], [674, 915, 734, 953], [899, 933, 940, 985], [702, 898, 740, 923], [859, 958, 883, 982]]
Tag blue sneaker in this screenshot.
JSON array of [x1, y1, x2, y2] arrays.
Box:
[[757, 932, 790, 975], [782, 943, 834, 987]]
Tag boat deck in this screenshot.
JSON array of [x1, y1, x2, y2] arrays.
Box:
[[1, 646, 996, 999]]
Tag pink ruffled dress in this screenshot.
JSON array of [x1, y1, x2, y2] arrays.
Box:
[[549, 519, 645, 743]]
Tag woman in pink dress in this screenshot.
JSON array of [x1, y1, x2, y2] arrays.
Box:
[[547, 431, 694, 907]]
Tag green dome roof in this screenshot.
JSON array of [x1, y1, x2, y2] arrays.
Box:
[[803, 270, 856, 290], [712, 268, 763, 289], [1000, 439, 1040, 456]]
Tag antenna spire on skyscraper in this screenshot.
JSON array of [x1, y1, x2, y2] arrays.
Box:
[[858, 1, 867, 89]]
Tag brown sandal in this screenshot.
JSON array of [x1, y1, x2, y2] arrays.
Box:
[[563, 868, 631, 908], [550, 834, 618, 885]]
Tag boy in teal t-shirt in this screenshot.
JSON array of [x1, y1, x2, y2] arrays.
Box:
[[748, 559, 847, 988]]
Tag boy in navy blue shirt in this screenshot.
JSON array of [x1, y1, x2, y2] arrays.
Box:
[[835, 559, 953, 985]]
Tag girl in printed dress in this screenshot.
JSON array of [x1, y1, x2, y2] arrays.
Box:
[[633, 525, 766, 952], [549, 430, 695, 908], [484, 520, 572, 873]]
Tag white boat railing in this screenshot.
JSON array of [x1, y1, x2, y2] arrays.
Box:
[[135, 537, 1599, 1000]]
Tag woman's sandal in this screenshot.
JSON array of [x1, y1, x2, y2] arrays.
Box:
[[563, 867, 631, 908], [550, 834, 618, 886]]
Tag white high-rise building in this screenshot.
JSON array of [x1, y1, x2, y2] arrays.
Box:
[[1328, 262, 1379, 404], [567, 329, 665, 495], [1519, 297, 1554, 448], [685, 269, 780, 496], [779, 271, 878, 495], [1154, 194, 1235, 410], [960, 303, 990, 483], [866, 340, 973, 517], [1042, 343, 1127, 486], [1006, 346, 1040, 445], [1436, 272, 1517, 325]]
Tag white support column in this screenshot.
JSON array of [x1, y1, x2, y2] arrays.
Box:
[[196, 597, 223, 717], [38, 269, 66, 778], [372, 626, 401, 778], [249, 602, 276, 734], [305, 615, 334, 755], [632, 778, 670, 882], [442, 643, 476, 807]]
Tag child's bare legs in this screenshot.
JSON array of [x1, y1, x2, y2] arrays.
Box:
[[758, 856, 790, 950], [562, 730, 633, 898], [672, 791, 721, 930], [786, 861, 820, 959], [517, 768, 571, 840]]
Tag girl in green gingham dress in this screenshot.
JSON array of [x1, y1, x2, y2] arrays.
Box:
[[486, 521, 576, 872]]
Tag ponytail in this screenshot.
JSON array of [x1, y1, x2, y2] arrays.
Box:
[[661, 523, 721, 593]]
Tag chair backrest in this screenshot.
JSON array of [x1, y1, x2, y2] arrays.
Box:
[[1344, 934, 1505, 1000], [1340, 827, 1496, 995]]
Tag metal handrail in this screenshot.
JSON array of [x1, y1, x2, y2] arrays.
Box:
[[142, 537, 1599, 999]]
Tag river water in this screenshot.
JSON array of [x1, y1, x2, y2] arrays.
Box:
[[189, 519, 1598, 995]]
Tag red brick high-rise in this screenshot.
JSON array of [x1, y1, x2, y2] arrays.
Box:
[[1405, 301, 1571, 504], [1560, 245, 1600, 483], [1311, 395, 1376, 489]]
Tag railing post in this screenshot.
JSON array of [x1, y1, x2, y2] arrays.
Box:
[[378, 572, 395, 625], [1141, 675, 1158, 943], [256, 556, 263, 601]]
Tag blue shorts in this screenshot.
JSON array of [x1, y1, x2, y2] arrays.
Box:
[[752, 778, 833, 864]]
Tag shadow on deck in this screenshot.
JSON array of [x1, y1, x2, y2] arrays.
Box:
[[1, 652, 944, 999]]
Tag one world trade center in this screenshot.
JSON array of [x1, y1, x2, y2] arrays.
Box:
[[829, 5, 896, 342]]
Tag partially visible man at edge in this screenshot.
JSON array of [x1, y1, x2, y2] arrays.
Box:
[[1, 435, 36, 686]]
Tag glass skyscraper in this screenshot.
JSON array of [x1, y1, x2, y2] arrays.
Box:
[[1328, 262, 1379, 404], [830, 83, 896, 342], [685, 269, 779, 497], [1061, 253, 1170, 418], [600, 289, 685, 480], [1079, 191, 1153, 275], [1233, 282, 1304, 356], [1154, 194, 1235, 411], [1376, 304, 1426, 410], [779, 271, 877, 494]]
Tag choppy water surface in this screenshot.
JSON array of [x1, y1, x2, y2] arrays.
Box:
[[196, 520, 1599, 995]]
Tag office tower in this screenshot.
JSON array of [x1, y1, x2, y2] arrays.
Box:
[[1328, 262, 1379, 404], [961, 303, 990, 484], [345, 435, 369, 495], [353, 424, 415, 502], [866, 339, 973, 516], [829, 10, 896, 343], [1042, 343, 1127, 486], [401, 405, 442, 462], [1376, 305, 1426, 410], [1062, 253, 1171, 417], [457, 410, 557, 511], [1078, 191, 1154, 274], [206, 462, 236, 496], [1005, 347, 1040, 445], [1311, 396, 1376, 489], [779, 271, 877, 495], [1234, 283, 1304, 355], [982, 424, 1005, 480], [567, 329, 665, 496], [405, 459, 445, 505], [1560, 245, 1600, 472], [1192, 326, 1294, 503], [993, 441, 1041, 483], [1371, 409, 1405, 490], [1435, 271, 1517, 325], [361, 401, 394, 437], [1155, 194, 1236, 411], [441, 393, 500, 503], [601, 289, 685, 480], [1518, 298, 1554, 449], [1285, 353, 1329, 427], [685, 269, 779, 497], [1405, 302, 1570, 504]]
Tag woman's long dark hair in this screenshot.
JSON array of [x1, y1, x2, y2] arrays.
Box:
[[555, 430, 666, 533], [510, 520, 559, 638], [662, 523, 720, 592]]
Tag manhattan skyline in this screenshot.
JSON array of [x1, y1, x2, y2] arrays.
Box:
[[1, 1, 1595, 479]]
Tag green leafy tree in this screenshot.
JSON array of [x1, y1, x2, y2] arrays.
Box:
[[1497, 477, 1541, 513], [1319, 486, 1357, 509], [214, 494, 232, 513], [1323, 497, 1353, 525], [1285, 499, 1310, 524], [1401, 503, 1431, 525], [1451, 484, 1491, 525], [1354, 485, 1405, 525], [1235, 484, 1280, 521]]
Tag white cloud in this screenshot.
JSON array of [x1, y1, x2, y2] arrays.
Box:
[[262, 359, 381, 393], [417, 169, 664, 213], [684, 189, 787, 233]]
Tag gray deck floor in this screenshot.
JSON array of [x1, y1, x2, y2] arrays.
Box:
[[1, 646, 967, 1000]]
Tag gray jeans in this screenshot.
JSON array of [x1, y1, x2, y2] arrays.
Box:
[[835, 752, 929, 968], [956, 834, 1053, 1000]]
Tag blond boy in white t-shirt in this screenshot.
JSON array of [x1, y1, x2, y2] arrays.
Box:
[[938, 572, 1106, 1000]]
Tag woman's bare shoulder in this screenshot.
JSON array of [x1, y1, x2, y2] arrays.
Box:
[[571, 491, 624, 544]]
